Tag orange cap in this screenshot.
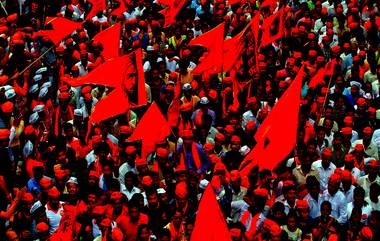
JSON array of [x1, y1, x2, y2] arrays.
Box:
[[0, 129, 10, 139], [341, 127, 352, 135], [344, 154, 355, 162], [39, 177, 51, 189], [36, 222, 49, 233], [363, 127, 373, 134], [230, 170, 241, 182], [181, 129, 193, 138], [156, 147, 168, 158], [296, 199, 309, 209], [254, 188, 268, 197], [48, 187, 60, 199], [22, 193, 34, 202], [110, 191, 123, 200], [141, 175, 153, 186], [341, 170, 352, 181], [329, 174, 341, 184], [1, 101, 14, 113], [175, 182, 188, 199]]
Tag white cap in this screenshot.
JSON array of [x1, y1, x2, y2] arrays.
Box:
[[74, 109, 83, 117], [23, 140, 34, 158], [30, 201, 44, 214], [33, 74, 42, 82], [147, 46, 154, 51], [41, 81, 52, 89], [29, 112, 39, 124], [66, 177, 78, 185], [199, 179, 209, 189], [5, 89, 16, 99], [33, 104, 45, 113], [35, 67, 48, 75], [1, 85, 13, 91], [239, 145, 251, 156], [29, 84, 39, 94], [350, 81, 362, 89], [38, 87, 48, 98], [157, 188, 166, 194], [182, 83, 192, 90], [200, 97, 209, 105]]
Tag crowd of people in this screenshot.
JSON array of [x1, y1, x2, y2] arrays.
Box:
[[0, 0, 379, 240]]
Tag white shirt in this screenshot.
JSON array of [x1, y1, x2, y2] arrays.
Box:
[[321, 190, 348, 224], [347, 202, 372, 224], [118, 162, 137, 186], [120, 185, 141, 201], [357, 175, 380, 198], [304, 193, 322, 219], [365, 196, 380, 211], [312, 160, 336, 192], [341, 185, 355, 203], [45, 202, 64, 234]]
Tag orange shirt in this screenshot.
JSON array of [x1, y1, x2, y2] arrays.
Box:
[[117, 214, 149, 241]]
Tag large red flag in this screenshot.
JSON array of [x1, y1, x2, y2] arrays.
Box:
[[86, 0, 106, 20], [129, 102, 171, 159], [109, 0, 129, 17], [309, 66, 326, 89], [260, 0, 278, 13], [159, 0, 186, 27], [33, 17, 82, 45], [239, 66, 305, 176], [191, 185, 232, 241], [189, 23, 225, 75], [260, 8, 284, 47], [66, 49, 146, 123], [93, 22, 121, 60]]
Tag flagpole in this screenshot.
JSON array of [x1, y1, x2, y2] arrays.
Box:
[[318, 65, 334, 123], [0, 1, 7, 16], [8, 44, 56, 81]]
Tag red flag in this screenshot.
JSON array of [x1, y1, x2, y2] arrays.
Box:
[[33, 17, 82, 45], [129, 102, 171, 159], [240, 66, 305, 176], [191, 185, 232, 241], [309, 67, 326, 89], [159, 0, 186, 27], [66, 49, 146, 123], [260, 8, 284, 47], [167, 79, 182, 127], [227, 0, 247, 6], [109, 0, 129, 17], [189, 23, 225, 75], [93, 22, 121, 60], [86, 0, 106, 20]]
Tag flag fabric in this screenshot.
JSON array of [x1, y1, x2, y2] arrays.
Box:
[[189, 23, 225, 75], [66, 49, 146, 123], [159, 0, 186, 27], [239, 66, 305, 176], [86, 0, 106, 20], [260, 0, 278, 13], [93, 22, 121, 60], [129, 102, 171, 159], [33, 17, 82, 45], [191, 185, 232, 241], [260, 8, 284, 47], [109, 0, 129, 17], [309, 66, 326, 89]]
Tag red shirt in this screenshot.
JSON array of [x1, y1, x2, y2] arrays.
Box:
[[117, 213, 148, 241]]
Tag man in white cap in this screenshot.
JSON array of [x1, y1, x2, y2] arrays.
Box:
[[191, 97, 216, 126]]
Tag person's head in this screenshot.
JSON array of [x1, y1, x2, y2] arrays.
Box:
[[128, 199, 141, 222], [350, 206, 362, 223], [146, 189, 159, 209], [286, 210, 298, 231], [296, 200, 309, 220], [136, 224, 150, 241], [323, 117, 333, 133], [181, 130, 194, 148], [306, 175, 320, 196], [230, 135, 241, 152], [353, 186, 366, 206], [320, 200, 332, 218], [369, 183, 380, 202], [32, 166, 44, 181], [172, 209, 183, 228], [228, 222, 246, 241], [363, 127, 374, 142], [47, 187, 60, 209], [283, 183, 297, 204], [124, 171, 137, 189], [175, 182, 188, 208], [321, 149, 333, 169], [271, 202, 286, 222], [328, 174, 341, 195], [66, 178, 79, 196]]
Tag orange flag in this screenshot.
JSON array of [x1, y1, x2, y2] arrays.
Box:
[[239, 66, 305, 176], [191, 185, 232, 241], [93, 22, 121, 60], [109, 0, 129, 17], [260, 0, 278, 13], [309, 66, 326, 89], [189, 23, 225, 75], [260, 8, 284, 47], [159, 0, 186, 27], [129, 102, 171, 159], [33, 17, 82, 45], [86, 0, 106, 20], [66, 49, 146, 123]]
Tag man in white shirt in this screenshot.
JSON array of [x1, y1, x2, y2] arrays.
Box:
[[365, 183, 380, 211], [341, 170, 355, 203], [120, 171, 141, 201], [45, 187, 64, 234], [357, 160, 380, 197], [351, 127, 379, 160], [321, 174, 348, 224], [312, 148, 336, 192]]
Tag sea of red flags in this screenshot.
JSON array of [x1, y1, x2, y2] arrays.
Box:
[[33, 5, 305, 239]]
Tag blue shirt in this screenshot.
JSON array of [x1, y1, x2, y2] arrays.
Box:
[[177, 143, 210, 174]]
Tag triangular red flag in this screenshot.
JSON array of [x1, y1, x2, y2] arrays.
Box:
[[109, 0, 129, 17], [159, 0, 186, 27], [33, 17, 82, 45], [66, 49, 146, 123], [93, 22, 121, 60], [239, 65, 305, 176], [86, 0, 106, 20], [129, 102, 171, 159], [260, 8, 284, 47], [191, 185, 232, 241], [309, 66, 326, 89], [227, 0, 247, 6], [189, 23, 225, 75]]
